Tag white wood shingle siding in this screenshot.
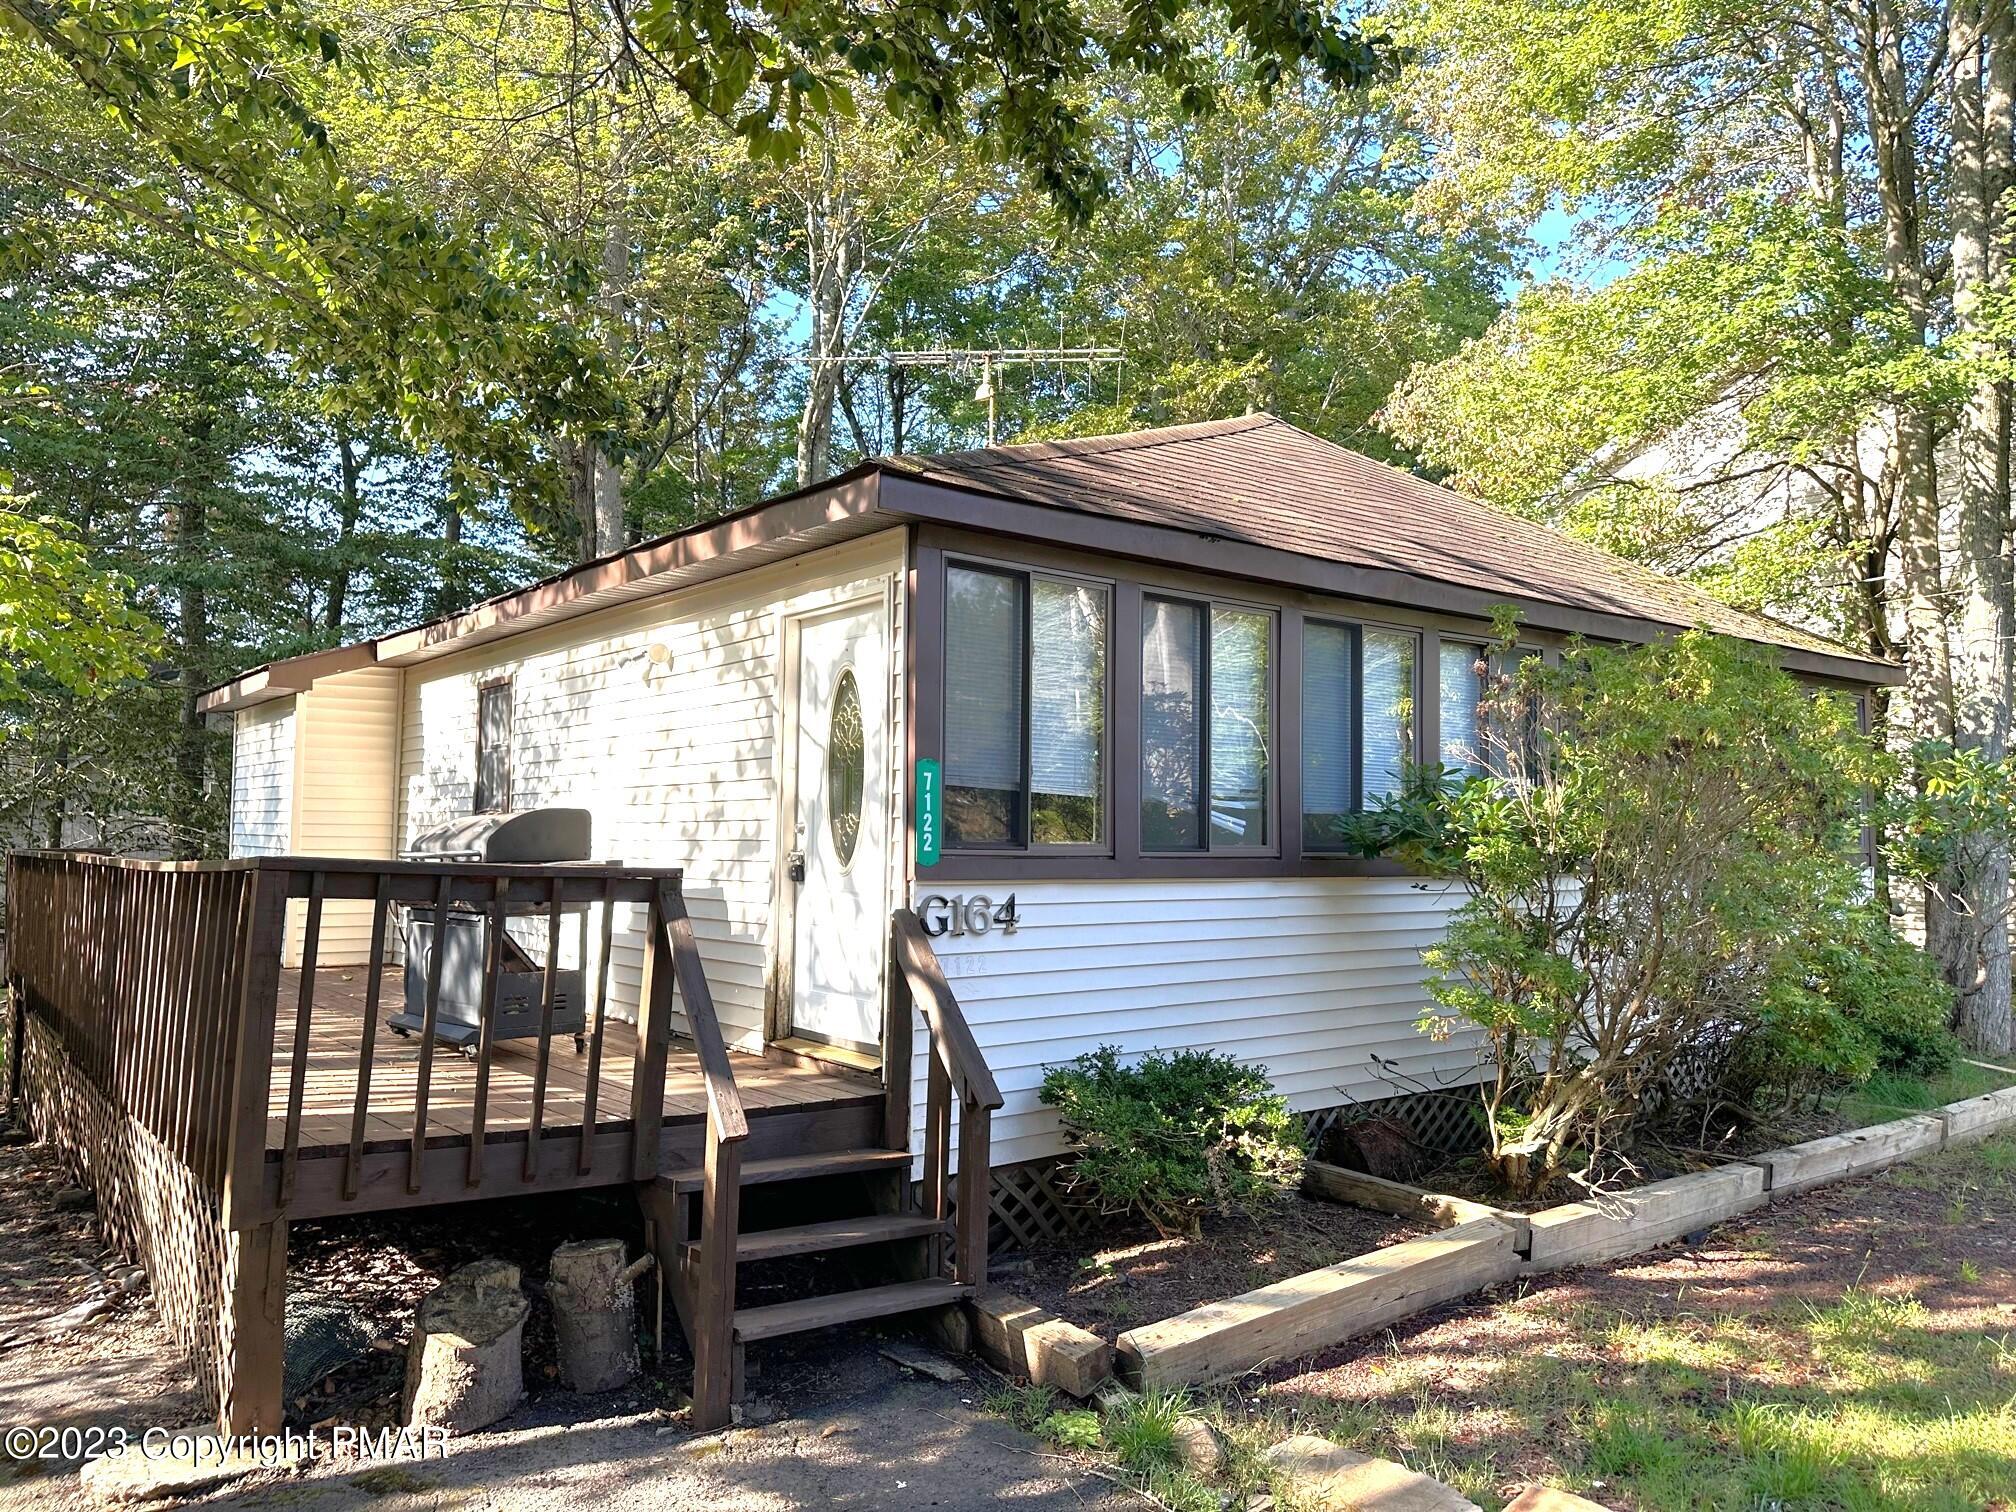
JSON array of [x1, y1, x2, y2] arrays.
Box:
[[917, 877, 1483, 1170], [396, 532, 908, 1052], [228, 699, 295, 858]]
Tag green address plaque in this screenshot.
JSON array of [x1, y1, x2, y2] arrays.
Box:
[[915, 758, 942, 866]]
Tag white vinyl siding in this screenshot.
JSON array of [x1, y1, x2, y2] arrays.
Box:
[[396, 532, 907, 1052], [913, 877, 1482, 1170], [229, 699, 295, 858]]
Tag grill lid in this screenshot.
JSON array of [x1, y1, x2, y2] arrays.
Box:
[[402, 808, 592, 864]]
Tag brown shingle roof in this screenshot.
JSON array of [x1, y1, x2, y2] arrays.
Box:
[[895, 413, 1880, 669]]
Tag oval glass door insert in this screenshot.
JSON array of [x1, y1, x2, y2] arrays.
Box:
[[827, 668, 865, 865]]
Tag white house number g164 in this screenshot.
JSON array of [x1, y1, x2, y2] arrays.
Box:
[[915, 893, 1018, 938]]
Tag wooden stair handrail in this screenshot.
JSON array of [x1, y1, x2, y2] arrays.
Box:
[[656, 881, 748, 1144], [890, 909, 1003, 1112], [890, 907, 999, 1297], [652, 878, 745, 1434]]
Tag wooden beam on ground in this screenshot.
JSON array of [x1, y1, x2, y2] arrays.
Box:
[[1115, 1218, 1523, 1392], [971, 1293, 1113, 1398], [1525, 1164, 1765, 1272], [1743, 1116, 1945, 1200], [1303, 1160, 1524, 1243]]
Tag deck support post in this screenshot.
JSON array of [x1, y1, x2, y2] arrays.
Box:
[[221, 1216, 287, 1433]]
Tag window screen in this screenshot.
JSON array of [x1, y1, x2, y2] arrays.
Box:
[[1439, 640, 1485, 775], [475, 683, 511, 812], [1210, 608, 1271, 847], [944, 566, 1027, 847], [1029, 578, 1106, 844]]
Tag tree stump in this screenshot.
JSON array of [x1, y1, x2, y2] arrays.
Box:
[[402, 1259, 528, 1431], [548, 1239, 640, 1393]]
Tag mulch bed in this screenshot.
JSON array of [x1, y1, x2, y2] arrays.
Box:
[[1006, 1194, 1430, 1342]]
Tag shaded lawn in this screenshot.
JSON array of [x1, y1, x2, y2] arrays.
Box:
[[1201, 1119, 2016, 1510]]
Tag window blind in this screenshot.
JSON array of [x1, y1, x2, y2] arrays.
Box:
[[1301, 620, 1355, 842], [1361, 630, 1415, 801], [1029, 579, 1104, 801], [944, 566, 1025, 793], [1209, 608, 1271, 847], [1439, 640, 1484, 774]]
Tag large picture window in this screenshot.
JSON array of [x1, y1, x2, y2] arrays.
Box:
[[1300, 622, 1417, 848], [1141, 596, 1274, 851], [943, 562, 1108, 849]]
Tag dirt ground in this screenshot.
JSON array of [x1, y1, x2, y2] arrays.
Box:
[[0, 1128, 1142, 1511], [0, 1136, 207, 1456], [1010, 1194, 1428, 1341]]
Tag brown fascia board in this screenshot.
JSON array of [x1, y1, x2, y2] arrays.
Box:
[[196, 642, 377, 715], [202, 467, 888, 710], [870, 470, 1903, 687], [373, 466, 885, 664]]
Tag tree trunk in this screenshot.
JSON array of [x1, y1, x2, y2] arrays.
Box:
[[403, 1260, 528, 1431], [327, 430, 363, 633], [796, 143, 848, 487], [589, 42, 629, 558], [1948, 0, 2016, 1052], [547, 1239, 641, 1393], [166, 482, 211, 860]]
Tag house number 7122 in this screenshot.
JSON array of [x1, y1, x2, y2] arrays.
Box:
[[915, 894, 1018, 938]]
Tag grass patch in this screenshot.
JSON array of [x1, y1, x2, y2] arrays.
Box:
[[1842, 1062, 2016, 1126], [1203, 1131, 2016, 1511]]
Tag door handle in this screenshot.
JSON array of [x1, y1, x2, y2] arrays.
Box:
[[786, 850, 806, 883]]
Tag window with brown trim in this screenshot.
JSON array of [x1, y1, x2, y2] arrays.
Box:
[[943, 561, 1109, 850], [1299, 620, 1418, 850], [475, 681, 512, 813], [1141, 595, 1275, 852]]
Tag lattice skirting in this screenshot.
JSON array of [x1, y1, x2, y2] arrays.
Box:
[[1303, 1085, 1485, 1160], [979, 1086, 1488, 1255], [19, 1015, 245, 1420]]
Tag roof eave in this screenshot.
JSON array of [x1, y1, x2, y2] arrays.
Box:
[[197, 643, 377, 715], [872, 469, 1903, 687]]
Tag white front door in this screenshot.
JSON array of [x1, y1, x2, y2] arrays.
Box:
[[787, 600, 889, 1050]]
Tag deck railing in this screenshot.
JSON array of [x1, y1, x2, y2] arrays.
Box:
[[7, 852, 701, 1217], [7, 853, 267, 1199], [5, 849, 719, 1430], [890, 907, 1003, 1291]]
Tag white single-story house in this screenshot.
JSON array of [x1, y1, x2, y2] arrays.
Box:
[[200, 414, 1897, 1176]]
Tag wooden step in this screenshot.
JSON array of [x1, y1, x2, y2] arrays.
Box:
[[659, 1147, 912, 1195], [732, 1278, 974, 1343], [684, 1213, 948, 1264]]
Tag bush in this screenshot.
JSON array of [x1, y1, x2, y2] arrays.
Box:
[[1341, 628, 1890, 1196], [1735, 904, 1956, 1106], [1039, 1045, 1306, 1237]]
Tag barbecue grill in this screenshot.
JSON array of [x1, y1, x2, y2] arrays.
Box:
[[388, 808, 593, 1053]]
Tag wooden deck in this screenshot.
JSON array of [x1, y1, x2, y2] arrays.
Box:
[[271, 966, 876, 1155]]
